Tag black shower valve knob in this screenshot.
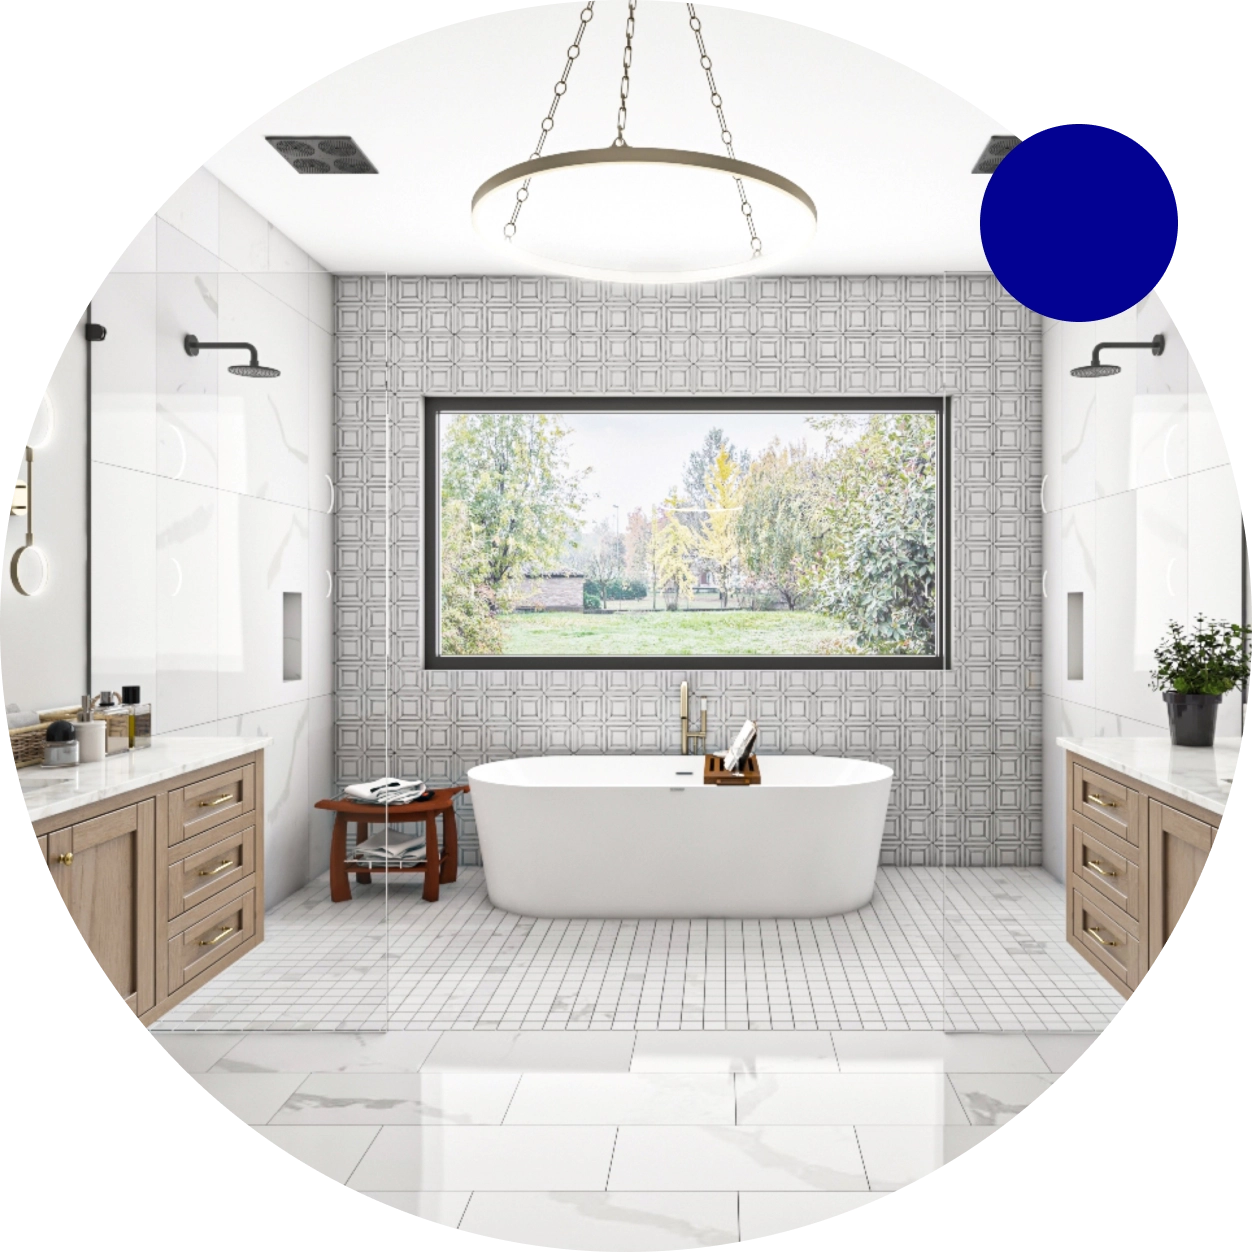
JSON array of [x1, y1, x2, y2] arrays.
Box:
[[85, 323, 107, 342]]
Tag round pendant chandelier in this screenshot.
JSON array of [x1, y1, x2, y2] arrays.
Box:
[[471, 2, 818, 283]]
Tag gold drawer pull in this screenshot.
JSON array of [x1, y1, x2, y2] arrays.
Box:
[[198, 859, 235, 878], [198, 793, 235, 808], [198, 924, 236, 947], [1085, 925, 1118, 947], [56, 851, 74, 865], [1086, 857, 1117, 878], [1087, 793, 1119, 809]]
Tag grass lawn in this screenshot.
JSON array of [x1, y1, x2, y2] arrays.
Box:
[[501, 609, 855, 656]]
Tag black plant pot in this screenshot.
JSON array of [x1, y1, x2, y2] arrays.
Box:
[[1162, 691, 1223, 747]]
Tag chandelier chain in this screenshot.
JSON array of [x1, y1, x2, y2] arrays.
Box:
[[686, 4, 761, 257], [505, 3, 597, 242], [614, 0, 638, 147]]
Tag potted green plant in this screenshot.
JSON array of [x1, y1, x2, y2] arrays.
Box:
[[1148, 614, 1250, 747]]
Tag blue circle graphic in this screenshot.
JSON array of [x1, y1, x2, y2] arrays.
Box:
[[980, 124, 1177, 322]]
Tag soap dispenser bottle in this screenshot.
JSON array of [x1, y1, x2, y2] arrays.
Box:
[[120, 685, 151, 750], [74, 695, 106, 763]]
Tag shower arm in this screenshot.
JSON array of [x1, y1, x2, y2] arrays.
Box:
[[183, 334, 262, 368], [1084, 334, 1166, 368]]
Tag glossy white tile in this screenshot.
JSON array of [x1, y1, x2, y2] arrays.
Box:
[[273, 1072, 520, 1124], [155, 478, 217, 733], [307, 510, 333, 699], [216, 273, 309, 508], [609, 1125, 866, 1192], [155, 272, 219, 487], [156, 216, 224, 275], [154, 1031, 246, 1073], [217, 492, 309, 719], [735, 1073, 966, 1126], [855, 1124, 997, 1190], [194, 1071, 305, 1124], [422, 1031, 636, 1073], [267, 225, 308, 273], [91, 462, 156, 699], [218, 698, 311, 908], [737, 1191, 882, 1239], [213, 1030, 442, 1074], [1024, 1032, 1101, 1073], [157, 167, 219, 255], [350, 1125, 617, 1191], [1187, 354, 1228, 473], [90, 271, 156, 473], [1060, 501, 1097, 708], [630, 1031, 839, 1074], [1042, 696, 1096, 878], [458, 1191, 739, 1251], [829, 1030, 1051, 1074], [308, 324, 334, 513], [309, 270, 335, 334], [307, 692, 336, 880], [504, 1073, 735, 1126], [256, 1125, 379, 1184], [948, 1072, 1056, 1126]]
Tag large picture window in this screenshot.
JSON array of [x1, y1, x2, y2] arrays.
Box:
[[423, 398, 950, 669]]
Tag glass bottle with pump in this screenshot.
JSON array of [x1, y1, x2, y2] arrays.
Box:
[[120, 685, 152, 750]]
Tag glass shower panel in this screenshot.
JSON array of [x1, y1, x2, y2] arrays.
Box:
[[121, 250, 391, 1032]]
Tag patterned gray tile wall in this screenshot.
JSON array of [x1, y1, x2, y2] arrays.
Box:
[[333, 274, 1043, 868]]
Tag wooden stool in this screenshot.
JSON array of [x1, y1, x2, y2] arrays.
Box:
[[315, 785, 469, 904]]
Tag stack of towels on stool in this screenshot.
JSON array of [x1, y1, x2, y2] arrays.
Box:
[[343, 777, 432, 805], [342, 778, 437, 867]]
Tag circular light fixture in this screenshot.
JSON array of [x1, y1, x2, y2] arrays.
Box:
[[471, 2, 817, 283], [472, 146, 817, 283], [10, 544, 48, 597]]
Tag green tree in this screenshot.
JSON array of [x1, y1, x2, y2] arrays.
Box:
[[654, 491, 696, 610], [698, 448, 744, 608], [441, 412, 588, 603], [585, 519, 626, 609], [439, 498, 504, 655], [735, 441, 826, 609], [807, 413, 937, 654]]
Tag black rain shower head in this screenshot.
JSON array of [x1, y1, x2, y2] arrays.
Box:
[[184, 334, 281, 379], [1071, 334, 1165, 378]]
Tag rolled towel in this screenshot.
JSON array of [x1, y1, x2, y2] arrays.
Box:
[[7, 709, 39, 730]]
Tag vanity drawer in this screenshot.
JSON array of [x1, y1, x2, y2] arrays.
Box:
[[167, 880, 256, 994], [1073, 762, 1139, 847], [1070, 884, 1141, 994], [167, 816, 257, 920], [168, 763, 255, 847], [1071, 815, 1141, 919]]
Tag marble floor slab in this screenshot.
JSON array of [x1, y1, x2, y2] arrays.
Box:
[[458, 1192, 740, 1251], [608, 1126, 868, 1192], [736, 1192, 883, 1240], [855, 1125, 998, 1191], [734, 1073, 969, 1126], [504, 1074, 736, 1126], [272, 1072, 521, 1125], [948, 1072, 1058, 1126]]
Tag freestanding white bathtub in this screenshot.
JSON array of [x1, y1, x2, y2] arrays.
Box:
[[467, 755, 893, 919]]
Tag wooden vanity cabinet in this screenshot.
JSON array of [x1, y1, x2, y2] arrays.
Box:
[[1066, 750, 1219, 996], [34, 750, 264, 1025]]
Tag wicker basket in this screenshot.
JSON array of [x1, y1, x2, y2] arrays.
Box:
[[8, 707, 115, 770]]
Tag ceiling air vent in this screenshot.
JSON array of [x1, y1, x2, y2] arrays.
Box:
[[972, 135, 1021, 174], [266, 136, 378, 174]]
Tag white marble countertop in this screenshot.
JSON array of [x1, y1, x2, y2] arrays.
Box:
[[1056, 736, 1241, 817], [20, 736, 270, 824]]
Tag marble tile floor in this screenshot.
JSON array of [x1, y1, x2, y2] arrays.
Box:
[[158, 1028, 1097, 1248], [152, 867, 1127, 1033]]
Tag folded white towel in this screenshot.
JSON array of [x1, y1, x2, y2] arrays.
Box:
[[347, 830, 429, 864], [7, 709, 38, 730], [345, 771, 423, 801]]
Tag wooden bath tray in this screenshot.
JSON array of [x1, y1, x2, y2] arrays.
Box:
[[703, 754, 761, 786]]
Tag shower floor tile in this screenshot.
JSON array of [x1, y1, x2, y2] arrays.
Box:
[[151, 867, 1127, 1033]]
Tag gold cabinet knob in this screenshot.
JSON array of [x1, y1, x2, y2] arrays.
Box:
[[57, 851, 73, 865]]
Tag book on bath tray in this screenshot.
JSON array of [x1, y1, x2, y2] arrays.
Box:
[[722, 720, 758, 774], [342, 777, 434, 806]]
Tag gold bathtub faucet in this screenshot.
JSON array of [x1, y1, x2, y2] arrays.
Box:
[[679, 681, 708, 756]]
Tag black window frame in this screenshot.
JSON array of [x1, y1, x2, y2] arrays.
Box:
[[423, 395, 952, 671]]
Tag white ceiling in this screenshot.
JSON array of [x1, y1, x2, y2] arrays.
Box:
[[205, 2, 1003, 276]]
